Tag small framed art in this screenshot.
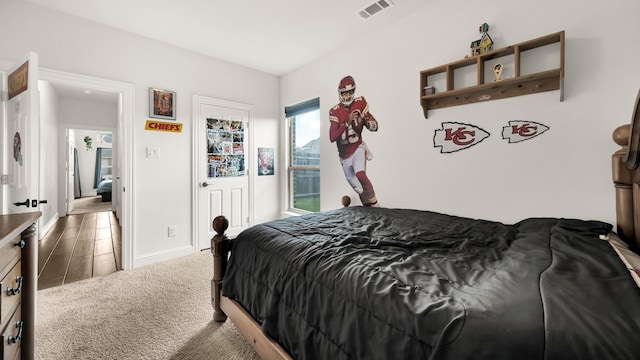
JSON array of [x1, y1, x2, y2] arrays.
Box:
[[258, 147, 274, 176], [149, 87, 176, 120]]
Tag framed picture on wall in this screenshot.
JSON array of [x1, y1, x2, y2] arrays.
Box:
[[149, 87, 176, 120], [258, 147, 274, 176]]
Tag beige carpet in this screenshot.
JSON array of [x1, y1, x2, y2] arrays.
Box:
[[70, 196, 113, 215], [36, 251, 260, 360]]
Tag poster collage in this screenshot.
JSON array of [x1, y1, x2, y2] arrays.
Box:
[[206, 118, 245, 178]]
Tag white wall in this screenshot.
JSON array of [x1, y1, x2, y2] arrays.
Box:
[[60, 97, 118, 128], [281, 0, 640, 226], [0, 0, 281, 266]]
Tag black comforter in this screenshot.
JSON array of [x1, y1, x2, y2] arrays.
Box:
[[222, 207, 640, 359]]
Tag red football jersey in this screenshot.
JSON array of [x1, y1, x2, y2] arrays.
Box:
[[329, 96, 369, 159]]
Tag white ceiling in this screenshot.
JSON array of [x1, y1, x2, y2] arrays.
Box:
[[26, 0, 428, 77], [46, 82, 121, 104]]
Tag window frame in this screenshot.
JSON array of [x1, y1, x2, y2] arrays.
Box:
[[285, 98, 320, 213]]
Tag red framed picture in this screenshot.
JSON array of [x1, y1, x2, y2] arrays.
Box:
[[149, 87, 176, 120]]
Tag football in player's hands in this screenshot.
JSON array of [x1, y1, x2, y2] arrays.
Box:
[[350, 112, 364, 133]]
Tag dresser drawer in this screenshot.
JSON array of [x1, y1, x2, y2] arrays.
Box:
[[0, 235, 21, 279], [0, 261, 22, 326], [0, 305, 22, 360]]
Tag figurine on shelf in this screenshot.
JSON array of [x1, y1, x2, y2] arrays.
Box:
[[470, 23, 494, 56], [493, 63, 503, 81]]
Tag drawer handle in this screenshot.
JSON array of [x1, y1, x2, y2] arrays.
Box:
[[14, 239, 25, 248], [8, 321, 23, 344], [6, 276, 23, 296]]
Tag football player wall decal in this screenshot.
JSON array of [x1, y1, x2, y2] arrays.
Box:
[[329, 75, 380, 207]]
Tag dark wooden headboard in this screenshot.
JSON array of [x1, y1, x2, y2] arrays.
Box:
[[612, 88, 640, 251]]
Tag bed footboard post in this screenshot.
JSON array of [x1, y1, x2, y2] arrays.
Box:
[[211, 215, 230, 322], [612, 124, 636, 245]]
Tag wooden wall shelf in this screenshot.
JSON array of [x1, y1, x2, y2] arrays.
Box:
[[419, 31, 565, 118]]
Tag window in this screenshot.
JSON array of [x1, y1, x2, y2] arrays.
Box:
[[286, 98, 320, 212], [93, 147, 112, 188]]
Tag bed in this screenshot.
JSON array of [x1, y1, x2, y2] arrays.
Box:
[[96, 178, 112, 202], [210, 90, 640, 359]]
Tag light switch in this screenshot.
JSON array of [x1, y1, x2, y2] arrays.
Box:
[[146, 147, 160, 158]]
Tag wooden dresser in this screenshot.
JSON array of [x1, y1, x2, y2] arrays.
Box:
[[0, 212, 40, 360]]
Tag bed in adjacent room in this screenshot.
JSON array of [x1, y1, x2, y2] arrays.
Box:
[[209, 90, 640, 359], [96, 177, 112, 202]]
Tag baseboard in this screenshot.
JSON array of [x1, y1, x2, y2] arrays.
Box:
[[39, 212, 60, 240], [132, 245, 196, 268]]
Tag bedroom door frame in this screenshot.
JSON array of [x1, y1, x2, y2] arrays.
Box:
[[192, 95, 255, 251], [39, 67, 135, 270]]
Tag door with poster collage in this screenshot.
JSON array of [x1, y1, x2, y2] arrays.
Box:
[[195, 95, 252, 251]]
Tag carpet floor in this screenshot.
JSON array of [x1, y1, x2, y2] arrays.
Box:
[[36, 251, 260, 359]]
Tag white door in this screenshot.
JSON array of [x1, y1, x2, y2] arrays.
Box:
[[194, 95, 252, 251], [5, 52, 40, 219]]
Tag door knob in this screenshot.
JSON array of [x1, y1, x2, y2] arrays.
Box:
[[201, 182, 209, 187], [13, 199, 30, 207]]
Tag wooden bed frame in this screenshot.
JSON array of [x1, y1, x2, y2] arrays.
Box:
[[211, 90, 640, 359], [211, 216, 293, 360], [613, 89, 640, 250]]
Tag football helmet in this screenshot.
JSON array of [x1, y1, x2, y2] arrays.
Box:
[[338, 76, 356, 106]]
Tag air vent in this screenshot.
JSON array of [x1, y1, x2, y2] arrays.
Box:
[[357, 0, 395, 19]]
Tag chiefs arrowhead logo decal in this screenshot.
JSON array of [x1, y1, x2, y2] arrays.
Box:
[[502, 120, 549, 143], [434, 122, 490, 153]]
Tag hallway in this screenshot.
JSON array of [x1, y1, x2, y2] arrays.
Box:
[[37, 210, 121, 290]]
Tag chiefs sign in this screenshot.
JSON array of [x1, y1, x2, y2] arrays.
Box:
[[434, 122, 490, 153], [145, 120, 183, 133], [502, 120, 549, 143]]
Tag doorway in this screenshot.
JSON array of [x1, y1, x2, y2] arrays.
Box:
[[66, 128, 116, 215], [36, 76, 127, 288], [0, 60, 134, 282], [39, 68, 134, 270]]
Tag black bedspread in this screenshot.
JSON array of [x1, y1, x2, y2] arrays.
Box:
[[222, 207, 640, 359]]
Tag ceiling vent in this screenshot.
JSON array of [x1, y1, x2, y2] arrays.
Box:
[[357, 0, 395, 19]]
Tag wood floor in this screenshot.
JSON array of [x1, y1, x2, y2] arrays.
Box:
[[37, 209, 121, 290]]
